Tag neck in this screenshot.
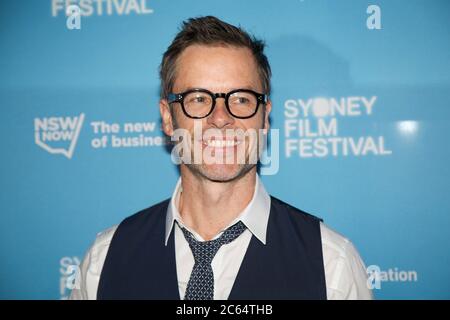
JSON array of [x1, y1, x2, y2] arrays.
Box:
[[178, 167, 256, 240]]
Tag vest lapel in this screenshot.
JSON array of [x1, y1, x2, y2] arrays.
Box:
[[159, 227, 181, 300]]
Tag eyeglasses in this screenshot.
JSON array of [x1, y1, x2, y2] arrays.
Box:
[[168, 88, 266, 119]]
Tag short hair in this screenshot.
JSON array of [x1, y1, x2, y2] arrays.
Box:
[[159, 16, 271, 99]]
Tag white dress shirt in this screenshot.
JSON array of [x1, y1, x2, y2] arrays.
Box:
[[70, 176, 373, 300]]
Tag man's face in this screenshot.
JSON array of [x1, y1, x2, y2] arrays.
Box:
[[160, 44, 271, 182]]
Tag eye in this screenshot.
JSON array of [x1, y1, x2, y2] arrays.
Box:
[[186, 94, 211, 105], [236, 97, 250, 104], [230, 94, 253, 105], [194, 96, 207, 103]]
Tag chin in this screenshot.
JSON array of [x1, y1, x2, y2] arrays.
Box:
[[187, 163, 255, 183]]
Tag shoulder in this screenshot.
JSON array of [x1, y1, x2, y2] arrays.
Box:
[[70, 199, 171, 300], [81, 198, 171, 270], [320, 222, 353, 256], [69, 225, 118, 300], [73, 226, 118, 280], [90, 198, 169, 248], [270, 196, 323, 223], [319, 223, 373, 300], [269, 196, 359, 259], [119, 198, 171, 228], [92, 225, 118, 252], [319, 222, 367, 270]]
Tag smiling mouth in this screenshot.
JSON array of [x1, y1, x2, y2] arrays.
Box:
[[201, 139, 242, 148]]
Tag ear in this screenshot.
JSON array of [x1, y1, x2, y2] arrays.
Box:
[[160, 99, 174, 136], [263, 100, 272, 134]]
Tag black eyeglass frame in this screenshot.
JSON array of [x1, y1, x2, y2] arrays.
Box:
[[167, 88, 267, 119]]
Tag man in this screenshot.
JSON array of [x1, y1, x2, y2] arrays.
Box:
[[70, 16, 372, 300]]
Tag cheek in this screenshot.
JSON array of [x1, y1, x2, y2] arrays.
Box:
[[234, 115, 264, 132], [172, 111, 206, 135]]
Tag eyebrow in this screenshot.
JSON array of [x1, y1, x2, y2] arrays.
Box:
[[175, 86, 259, 93]]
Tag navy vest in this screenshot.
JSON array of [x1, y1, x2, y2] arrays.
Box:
[[97, 196, 327, 299]]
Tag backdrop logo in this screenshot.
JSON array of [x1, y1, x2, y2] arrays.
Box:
[[34, 113, 85, 159], [366, 265, 418, 290], [284, 95, 393, 158], [51, 0, 154, 17]]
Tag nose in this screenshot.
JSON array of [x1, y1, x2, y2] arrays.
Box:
[[206, 97, 235, 128]]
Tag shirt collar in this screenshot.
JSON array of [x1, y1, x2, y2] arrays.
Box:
[[165, 175, 271, 246]]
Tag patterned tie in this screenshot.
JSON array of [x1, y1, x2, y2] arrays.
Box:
[[178, 220, 247, 300]]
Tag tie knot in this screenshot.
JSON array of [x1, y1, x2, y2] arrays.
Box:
[[179, 221, 247, 264]]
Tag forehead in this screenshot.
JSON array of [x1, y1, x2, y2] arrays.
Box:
[[173, 44, 261, 92]]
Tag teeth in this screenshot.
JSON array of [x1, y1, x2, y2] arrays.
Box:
[[205, 139, 240, 147]]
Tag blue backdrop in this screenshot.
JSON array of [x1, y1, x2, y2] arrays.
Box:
[[1, 0, 449, 299]]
